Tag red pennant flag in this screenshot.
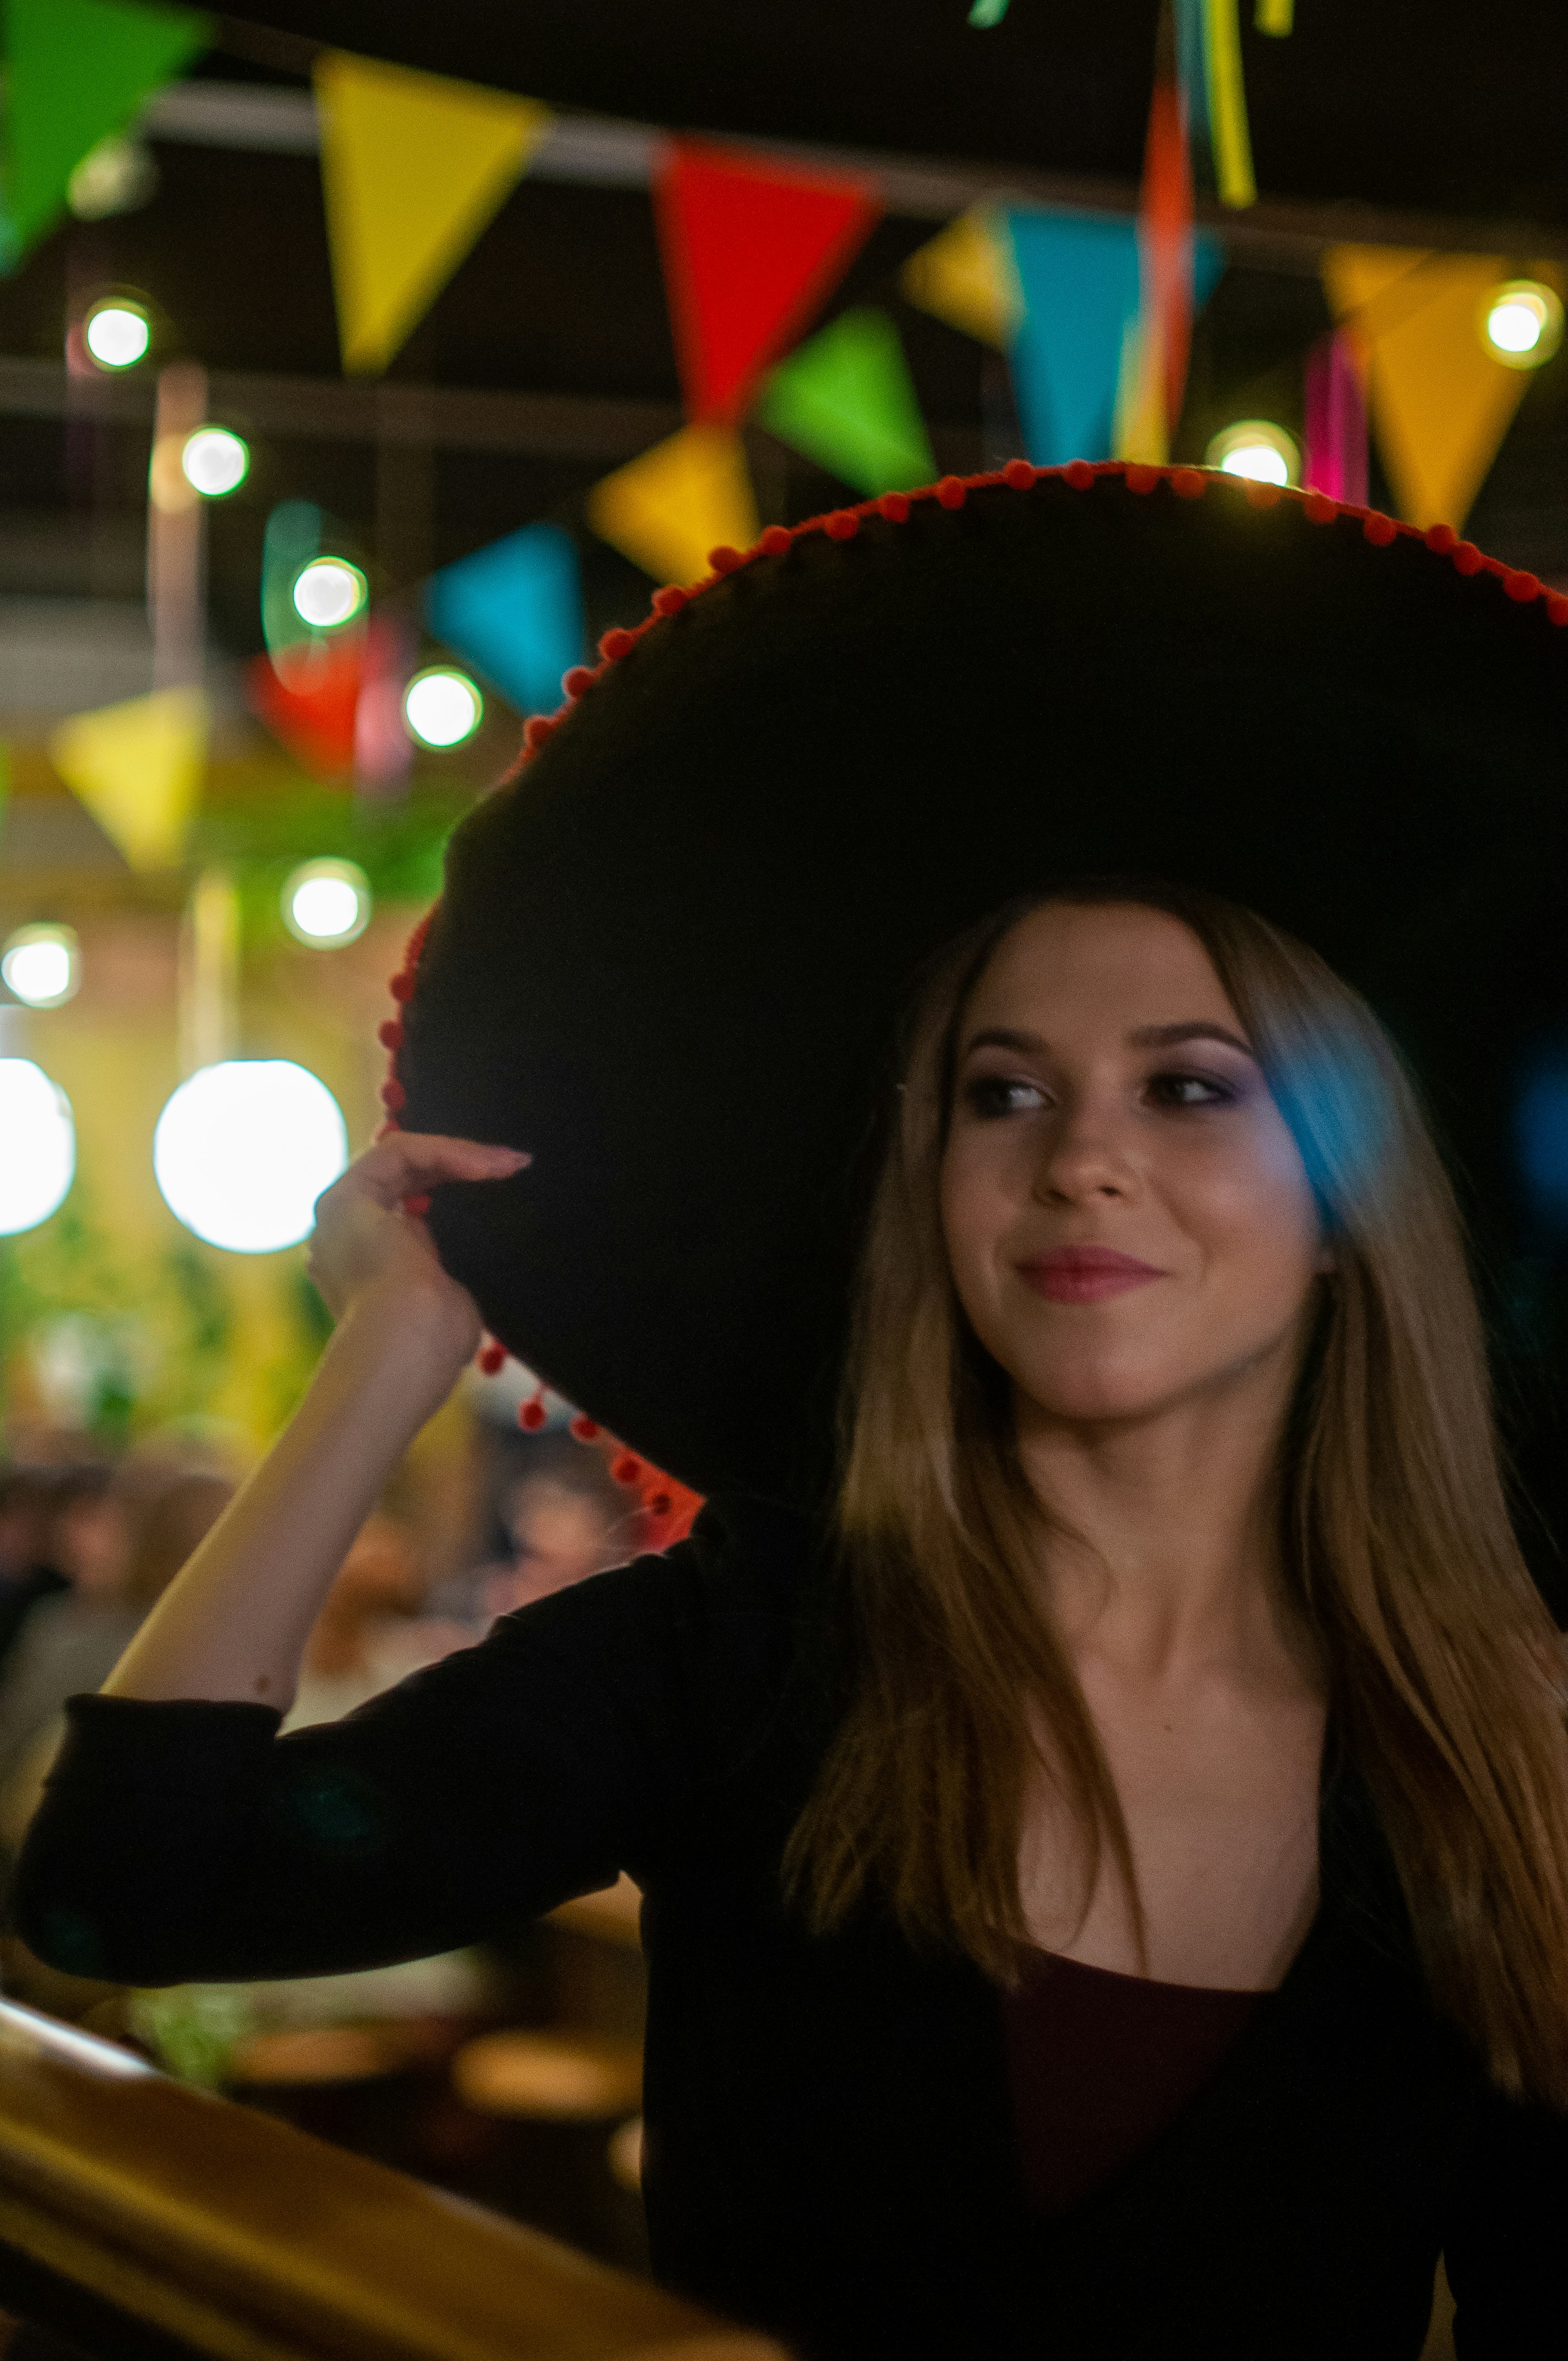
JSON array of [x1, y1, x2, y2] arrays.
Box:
[[1140, 66, 1196, 433], [655, 141, 880, 425], [246, 643, 363, 780]]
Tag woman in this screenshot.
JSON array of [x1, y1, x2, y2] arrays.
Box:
[[17, 467, 1568, 2357]]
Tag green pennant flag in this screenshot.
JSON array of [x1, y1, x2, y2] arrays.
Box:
[[1, 0, 211, 267], [756, 309, 936, 497]]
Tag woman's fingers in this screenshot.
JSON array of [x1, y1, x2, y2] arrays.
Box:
[[325, 1133, 531, 1214]]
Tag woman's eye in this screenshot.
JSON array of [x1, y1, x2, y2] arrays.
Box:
[[1146, 1070, 1235, 1109], [962, 1075, 1048, 1118]]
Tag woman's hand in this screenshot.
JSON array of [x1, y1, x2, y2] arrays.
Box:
[[307, 1132, 530, 1367]]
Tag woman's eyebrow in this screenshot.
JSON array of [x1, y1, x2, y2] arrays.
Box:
[[1129, 1020, 1257, 1059]]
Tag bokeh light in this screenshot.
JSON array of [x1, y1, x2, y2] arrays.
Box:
[[153, 1061, 349, 1254], [0, 1061, 76, 1236], [181, 427, 250, 498], [1204, 420, 1301, 486], [1481, 281, 1564, 371], [404, 667, 484, 748], [67, 135, 158, 221], [281, 859, 372, 946], [291, 557, 367, 630], [1, 924, 79, 1009], [83, 301, 151, 371]]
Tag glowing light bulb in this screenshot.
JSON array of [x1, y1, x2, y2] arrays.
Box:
[[181, 426, 249, 498], [1204, 420, 1300, 487], [282, 859, 372, 946], [404, 667, 484, 749], [153, 1060, 348, 1254], [0, 1060, 76, 1235], [1, 924, 79, 1009], [83, 301, 150, 370], [292, 558, 367, 630], [1482, 281, 1564, 370]]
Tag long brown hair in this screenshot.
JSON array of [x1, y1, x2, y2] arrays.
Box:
[[783, 879, 1568, 2104]]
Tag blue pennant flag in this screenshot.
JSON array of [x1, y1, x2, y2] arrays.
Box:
[[424, 523, 585, 716], [1005, 209, 1225, 467]]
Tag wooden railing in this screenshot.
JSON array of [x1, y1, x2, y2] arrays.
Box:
[[0, 2000, 785, 2361]]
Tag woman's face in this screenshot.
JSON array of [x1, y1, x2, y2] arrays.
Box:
[[939, 901, 1329, 1428]]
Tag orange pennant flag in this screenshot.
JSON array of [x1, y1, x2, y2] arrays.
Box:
[[587, 425, 759, 586]]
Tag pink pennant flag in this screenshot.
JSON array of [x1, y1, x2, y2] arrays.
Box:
[[1304, 331, 1368, 507]]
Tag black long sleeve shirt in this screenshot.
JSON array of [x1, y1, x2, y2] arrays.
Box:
[[13, 1498, 1565, 2359]]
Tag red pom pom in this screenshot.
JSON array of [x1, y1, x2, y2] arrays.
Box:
[[1504, 568, 1542, 603], [402, 1191, 431, 1217], [377, 1019, 404, 1051], [935, 476, 967, 509], [1362, 512, 1397, 546], [1424, 523, 1457, 553], [478, 1342, 507, 1375], [523, 714, 556, 750], [569, 1415, 601, 1443], [647, 1490, 673, 1517], [519, 1392, 548, 1431], [563, 666, 595, 699], [1063, 459, 1095, 490], [824, 510, 860, 540], [1002, 459, 1036, 488], [760, 525, 792, 554], [1125, 464, 1159, 495], [1546, 592, 1568, 627], [1244, 480, 1282, 509], [379, 1078, 406, 1112], [1172, 468, 1207, 501], [611, 1451, 644, 1487], [389, 972, 415, 1003], [651, 585, 689, 617], [1451, 541, 1483, 576], [876, 492, 911, 522], [598, 627, 636, 661], [1302, 491, 1337, 525], [708, 545, 744, 574]]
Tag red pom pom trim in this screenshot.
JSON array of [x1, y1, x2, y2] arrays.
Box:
[[1171, 468, 1207, 501], [651, 586, 689, 617], [569, 1415, 601, 1442], [598, 627, 636, 661], [1302, 491, 1337, 525], [709, 545, 744, 574], [389, 972, 415, 1003], [379, 1078, 406, 1112], [1451, 542, 1483, 576], [611, 1451, 644, 1487], [935, 476, 967, 509], [519, 1391, 548, 1432], [1244, 480, 1283, 509], [1064, 459, 1095, 491], [563, 666, 595, 699], [877, 493, 911, 522], [1125, 464, 1159, 495], [377, 1019, 404, 1051], [760, 525, 792, 555], [402, 1192, 431, 1218], [1002, 459, 1036, 488], [1363, 512, 1397, 546], [523, 715, 556, 750], [1547, 592, 1568, 627], [478, 1342, 507, 1375], [1504, 569, 1542, 603], [1424, 523, 1457, 554], [824, 510, 860, 540]]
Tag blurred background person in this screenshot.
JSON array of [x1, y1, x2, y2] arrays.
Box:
[[477, 1434, 636, 1621]]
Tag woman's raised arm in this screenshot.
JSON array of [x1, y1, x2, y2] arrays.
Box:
[[102, 1132, 528, 1708]]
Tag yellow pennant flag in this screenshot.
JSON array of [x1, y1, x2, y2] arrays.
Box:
[[587, 425, 760, 586], [900, 206, 1022, 349], [315, 52, 552, 376], [1322, 246, 1564, 530], [48, 686, 209, 872]]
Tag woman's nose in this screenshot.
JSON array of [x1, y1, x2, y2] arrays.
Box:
[[1029, 1095, 1133, 1205]]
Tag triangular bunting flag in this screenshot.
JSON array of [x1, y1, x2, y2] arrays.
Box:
[[1322, 246, 1562, 529], [246, 644, 363, 780], [1, 0, 210, 267], [655, 142, 880, 425], [48, 686, 208, 870], [587, 425, 759, 587], [1006, 211, 1143, 466], [314, 52, 552, 376], [424, 523, 585, 715], [900, 206, 1022, 349], [756, 311, 935, 497]]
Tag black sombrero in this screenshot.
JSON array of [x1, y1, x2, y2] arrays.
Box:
[[386, 461, 1568, 1544]]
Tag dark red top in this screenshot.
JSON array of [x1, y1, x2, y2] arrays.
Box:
[[1001, 1950, 1266, 2214]]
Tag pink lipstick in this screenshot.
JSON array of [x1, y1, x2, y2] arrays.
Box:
[[1016, 1246, 1166, 1305]]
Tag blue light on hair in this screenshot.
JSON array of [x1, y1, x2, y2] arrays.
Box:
[[1514, 1057, 1568, 1227]]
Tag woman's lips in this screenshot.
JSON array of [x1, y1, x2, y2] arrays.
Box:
[[1015, 1247, 1166, 1305]]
